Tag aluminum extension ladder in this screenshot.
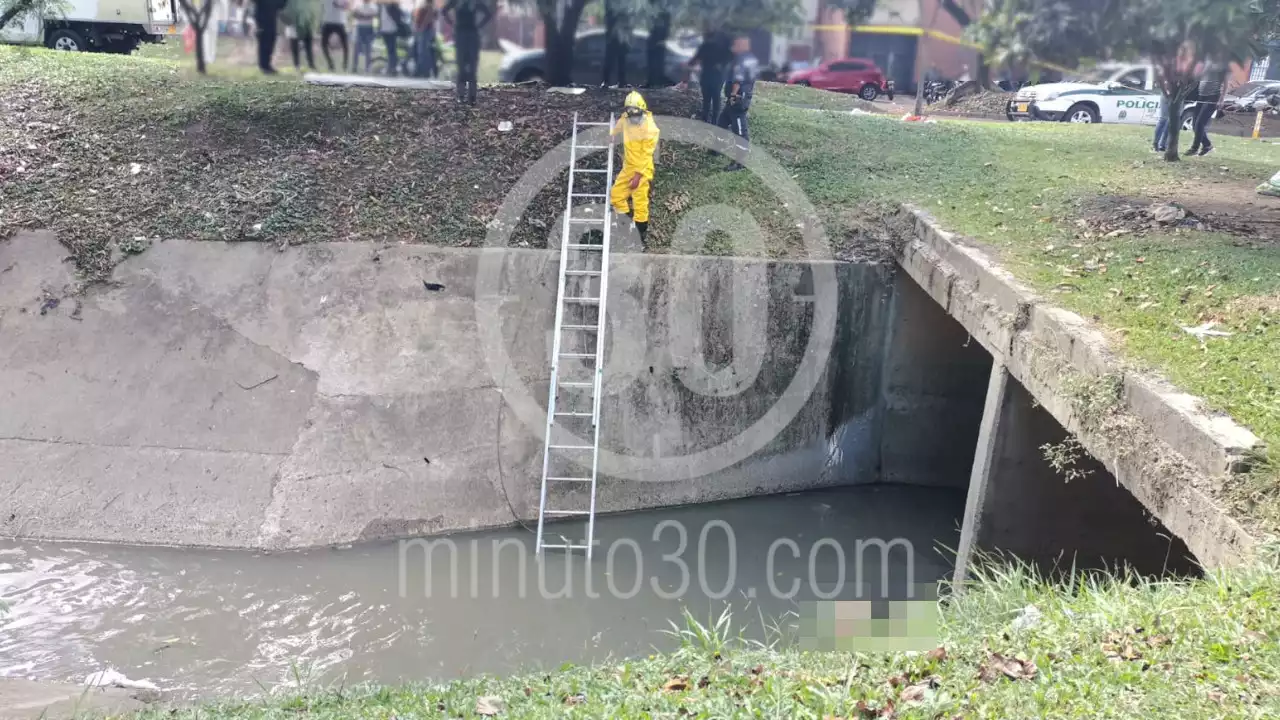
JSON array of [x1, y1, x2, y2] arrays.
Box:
[[535, 112, 617, 560]]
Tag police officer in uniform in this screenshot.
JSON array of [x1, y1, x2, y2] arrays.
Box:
[[718, 33, 757, 171]]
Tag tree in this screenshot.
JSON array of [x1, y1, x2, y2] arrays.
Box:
[[175, 0, 217, 73], [976, 0, 1280, 161], [534, 0, 592, 85], [0, 0, 65, 32], [935, 0, 1000, 87]]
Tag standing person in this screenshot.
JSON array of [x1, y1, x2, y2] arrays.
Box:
[[718, 33, 757, 171], [1153, 105, 1170, 153], [351, 0, 377, 72], [282, 0, 317, 71], [320, 0, 349, 71], [254, 0, 285, 74], [688, 28, 731, 125], [610, 91, 660, 244], [379, 0, 407, 76], [442, 0, 492, 105], [1189, 60, 1226, 157], [412, 0, 437, 78]]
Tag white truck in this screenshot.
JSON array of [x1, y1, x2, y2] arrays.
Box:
[[0, 0, 178, 54]]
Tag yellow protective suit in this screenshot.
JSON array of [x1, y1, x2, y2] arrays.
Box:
[[609, 111, 659, 223]]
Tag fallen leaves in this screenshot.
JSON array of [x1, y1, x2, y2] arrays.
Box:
[[1100, 626, 1172, 665], [662, 676, 690, 692], [978, 652, 1038, 682]]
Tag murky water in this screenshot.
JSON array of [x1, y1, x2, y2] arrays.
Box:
[[0, 487, 962, 699]]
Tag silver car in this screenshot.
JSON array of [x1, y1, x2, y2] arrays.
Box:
[[498, 29, 693, 85]]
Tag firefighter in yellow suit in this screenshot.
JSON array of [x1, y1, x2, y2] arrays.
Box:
[[610, 91, 659, 243]]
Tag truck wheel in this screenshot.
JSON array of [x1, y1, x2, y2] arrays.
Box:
[[47, 28, 86, 52], [1180, 109, 1196, 131], [1064, 103, 1099, 123], [514, 68, 543, 84], [859, 84, 879, 101]]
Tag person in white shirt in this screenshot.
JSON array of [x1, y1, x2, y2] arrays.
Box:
[[351, 0, 377, 72], [320, 0, 349, 71], [378, 0, 407, 76]]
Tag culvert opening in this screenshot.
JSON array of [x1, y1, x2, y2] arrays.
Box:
[[979, 379, 1199, 578], [887, 270, 1199, 579]]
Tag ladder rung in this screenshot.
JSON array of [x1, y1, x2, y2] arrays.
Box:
[[540, 544, 590, 550], [546, 476, 593, 482], [569, 217, 606, 223], [564, 271, 602, 276], [546, 510, 591, 516], [562, 324, 598, 330], [576, 121, 612, 126], [573, 169, 609, 174], [560, 353, 597, 359], [554, 411, 594, 417], [567, 244, 604, 250], [576, 145, 609, 149], [549, 444, 593, 450], [563, 297, 599, 304], [558, 381, 594, 387], [571, 193, 607, 198]]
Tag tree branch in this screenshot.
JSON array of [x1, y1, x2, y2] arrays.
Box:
[[939, 0, 972, 27], [0, 0, 37, 30]]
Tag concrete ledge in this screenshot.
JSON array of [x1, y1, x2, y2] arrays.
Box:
[[897, 205, 1265, 567]]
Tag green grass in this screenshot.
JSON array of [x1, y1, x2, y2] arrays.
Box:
[[2, 46, 1278, 525], [673, 94, 1280, 527], [753, 81, 878, 113], [116, 558, 1280, 718]]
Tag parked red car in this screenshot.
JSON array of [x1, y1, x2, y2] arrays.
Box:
[[785, 58, 890, 101]]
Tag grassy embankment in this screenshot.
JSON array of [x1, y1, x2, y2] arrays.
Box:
[[111, 560, 1280, 719], [4, 45, 1276, 530], [3, 46, 1280, 719]]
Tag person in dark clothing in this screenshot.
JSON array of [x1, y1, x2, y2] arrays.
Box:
[[718, 34, 757, 171], [689, 29, 732, 125], [601, 1, 630, 87], [1189, 61, 1226, 156], [320, 0, 349, 71], [255, 0, 286, 74], [287, 23, 317, 71], [442, 0, 491, 105], [379, 0, 407, 76]]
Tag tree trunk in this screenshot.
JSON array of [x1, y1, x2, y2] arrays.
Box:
[[544, 24, 571, 85], [0, 0, 35, 30], [540, 0, 585, 86], [1162, 92, 1180, 162], [646, 9, 670, 87], [193, 21, 208, 73], [976, 58, 994, 91]]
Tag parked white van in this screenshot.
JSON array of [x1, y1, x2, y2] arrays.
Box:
[[0, 0, 178, 54]]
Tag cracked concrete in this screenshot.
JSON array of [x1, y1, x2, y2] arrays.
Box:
[[1, 232, 896, 549]]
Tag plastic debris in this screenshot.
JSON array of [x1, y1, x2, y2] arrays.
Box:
[[1180, 321, 1233, 344], [84, 669, 160, 691]]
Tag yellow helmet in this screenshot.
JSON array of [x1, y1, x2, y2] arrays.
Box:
[[623, 90, 648, 114]]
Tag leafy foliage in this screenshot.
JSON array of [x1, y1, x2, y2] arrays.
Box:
[[672, 0, 803, 32], [0, 0, 68, 30]]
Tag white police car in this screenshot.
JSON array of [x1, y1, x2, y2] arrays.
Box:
[[1007, 81, 1172, 124]]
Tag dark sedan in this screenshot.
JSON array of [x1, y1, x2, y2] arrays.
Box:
[[497, 29, 692, 86]]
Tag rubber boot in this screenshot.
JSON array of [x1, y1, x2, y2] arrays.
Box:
[[635, 221, 648, 244]]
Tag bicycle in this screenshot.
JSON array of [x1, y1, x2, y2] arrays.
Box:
[[368, 37, 455, 79]]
